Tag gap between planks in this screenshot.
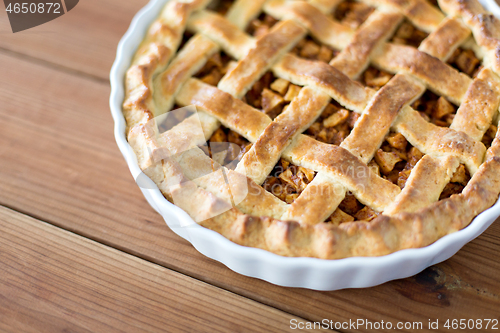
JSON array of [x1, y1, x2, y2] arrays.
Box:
[[0, 17, 499, 333], [0, 201, 339, 333], [0, 205, 328, 333], [0, 47, 108, 85]]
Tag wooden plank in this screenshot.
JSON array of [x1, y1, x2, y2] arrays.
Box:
[[0, 205, 321, 333], [0, 44, 499, 332], [0, 0, 149, 80]]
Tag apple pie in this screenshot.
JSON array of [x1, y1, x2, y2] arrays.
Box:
[[123, 0, 500, 258]]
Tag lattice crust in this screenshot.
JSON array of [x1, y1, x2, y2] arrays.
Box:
[[123, 0, 500, 258]]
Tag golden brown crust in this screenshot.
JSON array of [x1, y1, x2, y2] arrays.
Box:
[[123, 43, 171, 130], [177, 78, 399, 212], [226, 0, 269, 29], [418, 17, 471, 61], [283, 135, 401, 212], [218, 20, 306, 98], [236, 87, 329, 184], [187, 11, 255, 59], [394, 108, 486, 174], [282, 173, 346, 225], [176, 78, 271, 142], [438, 0, 500, 75], [263, 0, 354, 50], [203, 154, 500, 259], [341, 74, 425, 163], [274, 54, 375, 112], [384, 155, 459, 215], [372, 43, 472, 104], [360, 0, 445, 32], [123, 0, 211, 132], [308, 0, 343, 14], [451, 68, 500, 141], [330, 10, 403, 79], [156, 34, 219, 113], [123, 0, 500, 259]]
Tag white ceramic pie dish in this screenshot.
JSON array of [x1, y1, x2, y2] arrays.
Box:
[[110, 0, 500, 290]]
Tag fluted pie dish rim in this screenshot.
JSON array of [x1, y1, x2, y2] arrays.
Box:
[[110, 0, 500, 290]]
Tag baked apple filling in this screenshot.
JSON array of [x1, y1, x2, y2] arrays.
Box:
[[306, 102, 359, 146], [195, 0, 478, 223], [439, 164, 471, 200], [333, 0, 374, 30], [411, 90, 457, 127], [448, 47, 482, 78], [328, 193, 379, 224], [194, 52, 235, 87], [206, 126, 252, 167], [482, 124, 498, 149], [290, 37, 338, 63], [361, 67, 393, 90], [262, 159, 316, 204], [247, 12, 278, 38], [243, 72, 300, 120], [207, 0, 233, 16], [389, 20, 428, 48], [324, 133, 423, 224]]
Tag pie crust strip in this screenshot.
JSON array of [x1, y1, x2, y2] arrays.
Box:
[[123, 0, 500, 258], [178, 3, 487, 222], [123, 0, 212, 129], [438, 0, 500, 76]]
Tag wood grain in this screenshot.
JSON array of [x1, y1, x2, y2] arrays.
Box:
[[0, 205, 322, 333], [1, 0, 500, 331], [0, 51, 499, 333], [0, 0, 149, 80]]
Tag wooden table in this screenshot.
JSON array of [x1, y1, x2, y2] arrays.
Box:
[[0, 1, 499, 332]]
